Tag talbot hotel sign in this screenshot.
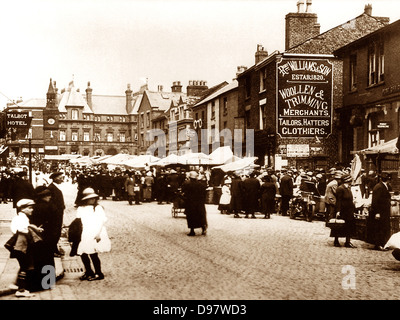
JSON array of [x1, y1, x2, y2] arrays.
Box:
[[276, 58, 333, 138]]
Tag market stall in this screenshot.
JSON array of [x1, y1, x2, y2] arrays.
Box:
[[351, 139, 400, 242]]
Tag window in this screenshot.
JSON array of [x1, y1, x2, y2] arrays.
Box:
[[223, 97, 228, 115], [71, 131, 78, 141], [94, 132, 101, 141], [119, 132, 126, 142], [259, 67, 267, 92], [245, 76, 251, 98], [259, 105, 266, 130], [140, 113, 144, 128], [368, 112, 384, 147], [368, 40, 384, 86], [71, 109, 78, 120], [211, 102, 215, 120], [146, 111, 150, 127], [245, 110, 251, 129], [106, 133, 113, 142], [350, 54, 357, 91], [83, 132, 90, 141], [59, 130, 66, 141]]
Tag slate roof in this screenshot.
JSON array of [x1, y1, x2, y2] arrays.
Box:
[[194, 80, 237, 107], [58, 81, 93, 113], [145, 90, 186, 111]]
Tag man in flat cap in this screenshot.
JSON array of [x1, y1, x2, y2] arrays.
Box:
[[47, 172, 65, 257]]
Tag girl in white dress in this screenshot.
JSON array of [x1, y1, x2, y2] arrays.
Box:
[[77, 188, 111, 281]]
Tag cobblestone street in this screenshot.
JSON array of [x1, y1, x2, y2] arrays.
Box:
[[1, 182, 400, 300]]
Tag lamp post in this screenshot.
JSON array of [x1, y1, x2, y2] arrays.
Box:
[[28, 132, 32, 184]]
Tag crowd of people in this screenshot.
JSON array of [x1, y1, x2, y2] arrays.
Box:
[[1, 156, 398, 297]]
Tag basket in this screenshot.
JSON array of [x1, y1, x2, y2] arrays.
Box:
[[327, 217, 347, 238]]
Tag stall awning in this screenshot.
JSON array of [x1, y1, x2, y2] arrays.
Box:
[[351, 138, 399, 155]]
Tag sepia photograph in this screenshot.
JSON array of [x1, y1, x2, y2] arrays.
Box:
[[1, 0, 400, 311]]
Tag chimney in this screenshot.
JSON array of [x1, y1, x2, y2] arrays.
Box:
[[285, 0, 320, 50], [364, 4, 372, 15], [297, 0, 304, 13], [171, 81, 182, 93], [125, 83, 133, 112], [305, 0, 312, 12], [187, 80, 208, 97], [236, 66, 248, 78], [157, 85, 163, 92], [255, 44, 269, 64]]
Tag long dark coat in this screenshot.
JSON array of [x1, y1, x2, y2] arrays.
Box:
[[47, 183, 65, 251], [367, 181, 391, 246], [242, 177, 261, 213], [230, 177, 244, 212], [260, 182, 276, 214], [31, 199, 55, 291], [334, 183, 355, 237], [181, 178, 207, 229]]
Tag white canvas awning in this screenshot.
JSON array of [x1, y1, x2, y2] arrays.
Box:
[[353, 138, 399, 155]]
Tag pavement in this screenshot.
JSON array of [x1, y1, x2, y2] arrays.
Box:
[[0, 201, 77, 297]]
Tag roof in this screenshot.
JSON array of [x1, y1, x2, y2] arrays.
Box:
[[334, 18, 400, 56], [90, 95, 126, 115], [13, 98, 46, 109], [145, 90, 186, 112], [58, 81, 92, 113], [129, 94, 143, 115], [194, 80, 237, 107], [287, 12, 390, 54]]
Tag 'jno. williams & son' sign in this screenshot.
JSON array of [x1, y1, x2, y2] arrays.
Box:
[[276, 58, 333, 138]]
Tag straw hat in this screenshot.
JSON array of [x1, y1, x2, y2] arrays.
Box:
[[17, 199, 35, 209], [189, 171, 198, 179], [81, 187, 99, 201], [342, 174, 352, 183]]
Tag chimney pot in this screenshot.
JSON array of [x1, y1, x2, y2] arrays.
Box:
[[297, 0, 304, 13], [364, 4, 372, 15]]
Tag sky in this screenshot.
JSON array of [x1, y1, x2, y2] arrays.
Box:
[[0, 0, 400, 110]]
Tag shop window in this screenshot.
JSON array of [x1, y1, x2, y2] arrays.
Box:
[[368, 112, 385, 147]]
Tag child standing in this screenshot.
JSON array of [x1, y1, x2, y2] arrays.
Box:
[[77, 188, 111, 281]]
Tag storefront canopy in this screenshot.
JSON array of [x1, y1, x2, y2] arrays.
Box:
[[353, 138, 399, 155]]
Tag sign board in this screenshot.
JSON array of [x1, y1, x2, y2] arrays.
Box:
[[287, 144, 310, 157], [6, 112, 31, 128], [276, 58, 333, 138], [377, 122, 391, 129]]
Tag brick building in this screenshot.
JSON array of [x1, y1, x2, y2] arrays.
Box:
[[334, 18, 400, 180], [236, 1, 390, 170]]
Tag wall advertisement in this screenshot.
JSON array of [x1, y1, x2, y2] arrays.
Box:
[[276, 57, 333, 138]]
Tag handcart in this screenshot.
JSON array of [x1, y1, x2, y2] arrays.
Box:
[[171, 188, 186, 218]]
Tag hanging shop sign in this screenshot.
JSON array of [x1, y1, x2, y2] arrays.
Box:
[[6, 112, 31, 128], [276, 57, 333, 138]]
